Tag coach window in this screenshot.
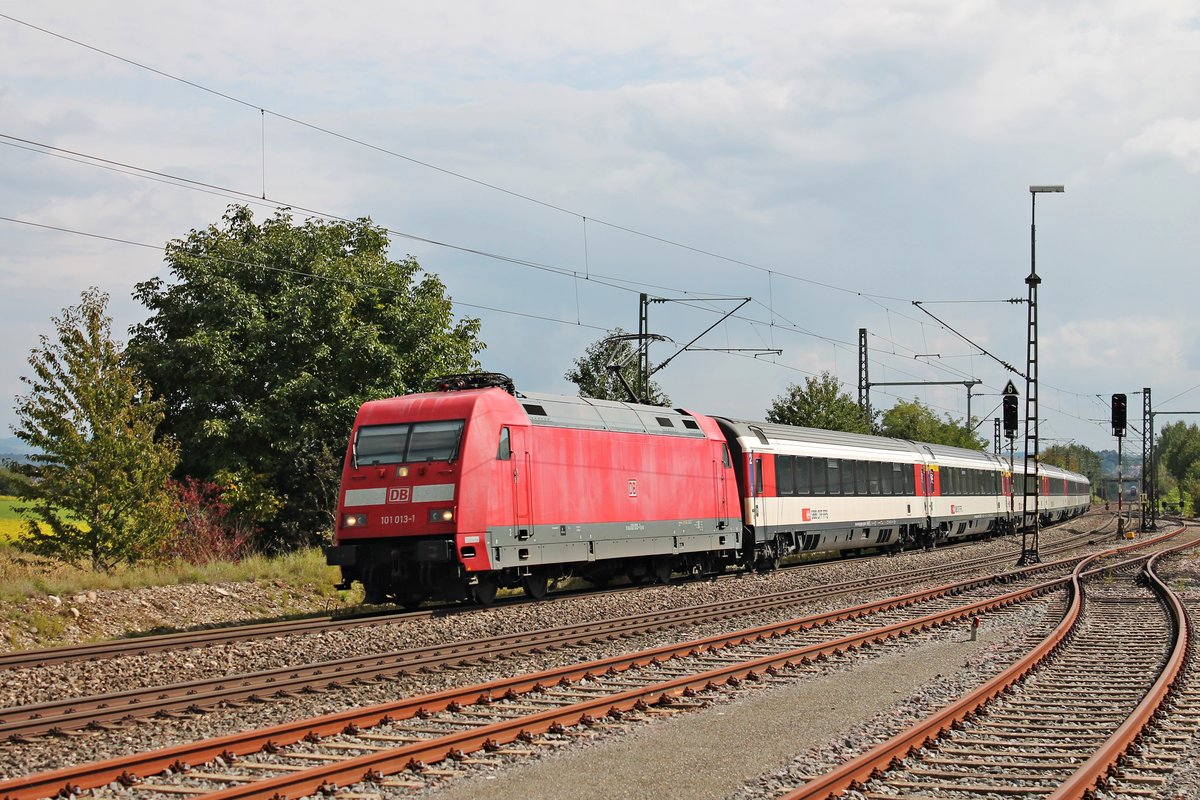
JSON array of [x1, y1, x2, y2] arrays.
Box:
[[826, 458, 841, 495], [904, 465, 915, 495], [497, 427, 512, 461], [796, 456, 812, 495], [755, 457, 764, 495], [812, 457, 827, 495], [856, 460, 869, 495], [778, 455, 795, 496], [837, 459, 851, 495], [868, 462, 881, 495], [881, 462, 894, 495]]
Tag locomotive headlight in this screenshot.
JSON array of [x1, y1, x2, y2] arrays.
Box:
[[397, 466, 410, 477], [342, 513, 367, 528], [429, 508, 454, 523]]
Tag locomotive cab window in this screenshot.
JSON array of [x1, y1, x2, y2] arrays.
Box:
[[354, 419, 465, 466]]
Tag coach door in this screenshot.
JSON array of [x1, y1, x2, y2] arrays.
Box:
[[920, 446, 937, 523]]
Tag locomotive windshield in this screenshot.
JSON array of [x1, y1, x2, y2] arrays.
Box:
[[354, 420, 464, 466]]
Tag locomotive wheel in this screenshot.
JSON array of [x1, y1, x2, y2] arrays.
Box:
[[651, 556, 673, 584], [360, 565, 389, 605], [472, 575, 499, 606], [399, 590, 425, 611], [521, 571, 549, 600]]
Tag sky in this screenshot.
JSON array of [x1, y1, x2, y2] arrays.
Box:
[[2, 1, 1198, 456]]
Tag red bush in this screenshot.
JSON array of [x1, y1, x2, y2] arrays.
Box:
[[161, 478, 253, 564]]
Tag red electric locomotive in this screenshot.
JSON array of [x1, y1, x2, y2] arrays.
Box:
[[325, 373, 742, 607]]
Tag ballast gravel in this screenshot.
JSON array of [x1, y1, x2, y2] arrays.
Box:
[[0, 516, 1157, 795]]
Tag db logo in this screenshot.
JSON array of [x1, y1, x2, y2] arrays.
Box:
[[628, 480, 638, 497], [386, 486, 412, 504]]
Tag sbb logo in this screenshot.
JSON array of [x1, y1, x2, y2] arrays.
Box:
[[386, 486, 412, 504]]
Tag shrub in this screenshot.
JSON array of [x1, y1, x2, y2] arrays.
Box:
[[160, 478, 253, 564]]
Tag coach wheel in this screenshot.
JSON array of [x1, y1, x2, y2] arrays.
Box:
[[472, 574, 499, 606], [521, 570, 549, 600], [756, 545, 780, 573]]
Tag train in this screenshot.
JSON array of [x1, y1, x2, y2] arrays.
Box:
[[324, 373, 1092, 607]]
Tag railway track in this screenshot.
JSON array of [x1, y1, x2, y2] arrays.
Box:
[[0, 517, 1112, 672], [778, 526, 1198, 799], [0, 524, 1181, 800], [0, 524, 1114, 739]]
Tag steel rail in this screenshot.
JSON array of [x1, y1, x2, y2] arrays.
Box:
[[0, 531, 1104, 738], [0, 517, 1107, 671], [1047, 536, 1195, 798], [113, 574, 1075, 800], [774, 523, 1191, 800], [0, 566, 1079, 800], [0, 573, 987, 738]]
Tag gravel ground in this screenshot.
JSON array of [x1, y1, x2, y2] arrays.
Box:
[[2, 580, 344, 653], [0, 516, 1143, 790], [419, 607, 1049, 800]]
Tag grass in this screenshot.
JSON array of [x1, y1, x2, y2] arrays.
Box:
[[0, 540, 349, 602], [0, 495, 352, 602]]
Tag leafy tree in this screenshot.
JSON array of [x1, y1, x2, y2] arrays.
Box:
[[11, 288, 180, 570], [1157, 421, 1200, 511], [1158, 422, 1200, 484], [565, 328, 670, 405], [879, 398, 985, 450], [128, 205, 483, 549], [766, 372, 874, 433], [0, 464, 27, 496]]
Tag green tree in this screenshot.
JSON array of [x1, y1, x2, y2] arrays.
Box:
[[1157, 421, 1200, 511], [766, 372, 874, 433], [565, 328, 670, 405], [1158, 422, 1200, 483], [128, 206, 483, 549], [11, 288, 180, 570], [879, 398, 985, 450]]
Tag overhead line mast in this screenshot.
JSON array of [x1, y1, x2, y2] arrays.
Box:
[[1019, 184, 1064, 566]]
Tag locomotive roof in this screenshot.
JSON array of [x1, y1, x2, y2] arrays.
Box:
[[517, 392, 708, 438]]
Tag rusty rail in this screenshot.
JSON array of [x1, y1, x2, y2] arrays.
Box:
[[1047, 540, 1194, 798], [0, 569, 1068, 800], [776, 523, 1191, 800]]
